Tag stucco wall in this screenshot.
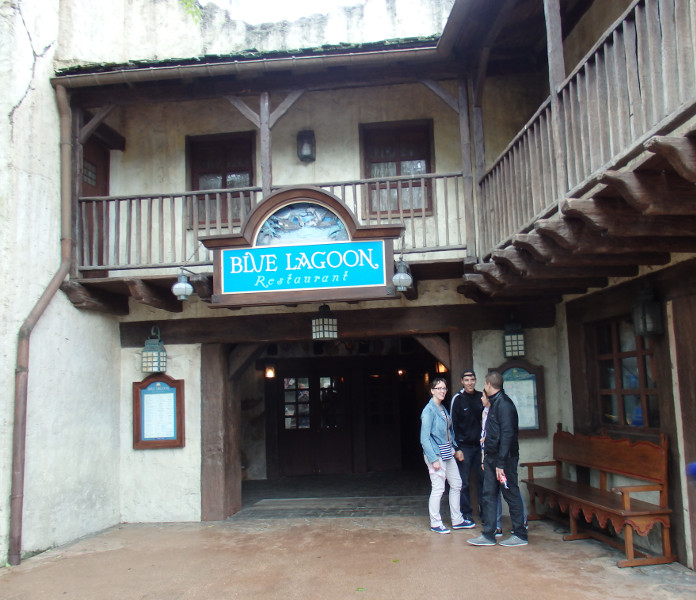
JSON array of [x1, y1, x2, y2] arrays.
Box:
[[119, 344, 202, 522], [1, 0, 124, 560], [108, 82, 462, 196], [54, 0, 454, 69]]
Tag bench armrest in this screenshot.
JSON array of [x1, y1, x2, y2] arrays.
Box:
[[520, 460, 556, 481], [611, 484, 662, 510]]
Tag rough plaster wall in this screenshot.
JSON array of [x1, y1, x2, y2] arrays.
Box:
[[109, 83, 461, 196], [54, 0, 454, 68], [240, 367, 266, 480], [1, 0, 123, 560], [119, 345, 202, 522]]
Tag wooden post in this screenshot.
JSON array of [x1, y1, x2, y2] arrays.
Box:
[[543, 0, 568, 198], [458, 79, 478, 258], [260, 92, 272, 197]]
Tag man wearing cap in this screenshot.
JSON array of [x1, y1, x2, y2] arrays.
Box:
[[449, 369, 484, 528]]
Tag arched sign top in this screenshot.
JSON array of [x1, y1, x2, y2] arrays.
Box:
[[243, 187, 363, 246], [255, 201, 349, 246]]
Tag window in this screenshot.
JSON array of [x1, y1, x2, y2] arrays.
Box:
[[188, 132, 255, 225], [361, 121, 433, 215], [593, 317, 660, 430]]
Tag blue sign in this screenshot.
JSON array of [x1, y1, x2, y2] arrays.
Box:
[[221, 240, 386, 294]]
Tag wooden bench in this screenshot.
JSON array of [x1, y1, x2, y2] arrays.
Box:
[[521, 425, 676, 568]]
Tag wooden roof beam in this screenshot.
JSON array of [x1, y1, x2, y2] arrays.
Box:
[[599, 170, 696, 216], [126, 278, 182, 313], [60, 280, 130, 316], [644, 135, 696, 183], [561, 197, 696, 237]]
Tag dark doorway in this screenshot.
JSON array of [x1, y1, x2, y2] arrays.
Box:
[[265, 339, 438, 478]]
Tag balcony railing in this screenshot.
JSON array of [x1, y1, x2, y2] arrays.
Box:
[[478, 0, 696, 255], [77, 172, 465, 272]]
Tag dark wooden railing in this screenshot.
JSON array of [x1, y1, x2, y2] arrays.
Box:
[[477, 0, 696, 256], [77, 172, 465, 271]]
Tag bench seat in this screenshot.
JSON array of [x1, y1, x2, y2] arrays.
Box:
[[522, 426, 676, 568]]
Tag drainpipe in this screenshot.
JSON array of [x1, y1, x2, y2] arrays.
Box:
[[8, 84, 73, 566]]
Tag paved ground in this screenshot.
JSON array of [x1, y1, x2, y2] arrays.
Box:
[[2, 473, 695, 599]]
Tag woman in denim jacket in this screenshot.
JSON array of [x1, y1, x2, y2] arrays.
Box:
[[420, 377, 465, 534]]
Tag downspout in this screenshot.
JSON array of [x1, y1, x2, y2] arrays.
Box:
[[8, 84, 73, 566]]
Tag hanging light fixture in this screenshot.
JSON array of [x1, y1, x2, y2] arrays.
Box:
[[265, 365, 276, 379], [503, 321, 526, 358], [171, 269, 194, 301], [392, 258, 413, 292], [312, 304, 338, 340], [141, 326, 167, 373]]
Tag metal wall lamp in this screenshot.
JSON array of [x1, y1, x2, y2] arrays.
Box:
[[312, 304, 338, 340], [392, 258, 413, 292], [632, 286, 664, 336], [141, 326, 167, 373], [297, 130, 316, 162]]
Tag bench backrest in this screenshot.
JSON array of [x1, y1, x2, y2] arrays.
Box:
[[553, 430, 669, 484]]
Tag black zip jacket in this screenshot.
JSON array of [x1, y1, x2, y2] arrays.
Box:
[[450, 389, 483, 447], [483, 388, 519, 469]]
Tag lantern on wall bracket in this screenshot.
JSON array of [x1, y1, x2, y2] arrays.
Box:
[[312, 304, 338, 340], [265, 364, 276, 379], [632, 285, 664, 337], [503, 321, 526, 358], [392, 258, 413, 292], [171, 268, 195, 301], [297, 130, 316, 162], [141, 326, 167, 373]]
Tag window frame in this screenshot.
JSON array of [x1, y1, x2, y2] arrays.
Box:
[[359, 120, 435, 217], [186, 131, 256, 226], [590, 316, 661, 432]]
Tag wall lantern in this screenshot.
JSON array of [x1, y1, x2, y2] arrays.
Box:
[[436, 361, 447, 374], [632, 286, 664, 337], [171, 269, 194, 301], [141, 326, 167, 373], [392, 259, 413, 292], [312, 304, 338, 340], [503, 322, 526, 358], [297, 130, 316, 162], [265, 365, 276, 379]]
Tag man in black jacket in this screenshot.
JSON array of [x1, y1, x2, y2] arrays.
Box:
[[450, 369, 483, 528], [467, 370, 528, 547]]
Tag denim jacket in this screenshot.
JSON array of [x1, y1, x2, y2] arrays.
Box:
[[420, 399, 458, 464]]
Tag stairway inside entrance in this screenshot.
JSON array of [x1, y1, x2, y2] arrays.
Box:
[[234, 469, 430, 519]]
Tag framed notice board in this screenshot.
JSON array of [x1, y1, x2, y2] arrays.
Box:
[[132, 374, 185, 449], [494, 359, 546, 438]]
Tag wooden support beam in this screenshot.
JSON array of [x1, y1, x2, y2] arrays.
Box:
[[644, 135, 696, 183], [126, 278, 182, 313], [79, 104, 116, 145], [535, 216, 696, 253], [475, 260, 608, 290], [228, 343, 265, 379], [561, 197, 696, 236], [60, 280, 130, 315], [513, 233, 670, 267], [414, 334, 450, 369], [191, 274, 213, 302], [420, 79, 459, 113], [599, 169, 696, 216], [491, 248, 639, 279]]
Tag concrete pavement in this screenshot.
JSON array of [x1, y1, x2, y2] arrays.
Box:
[[2, 507, 695, 600]]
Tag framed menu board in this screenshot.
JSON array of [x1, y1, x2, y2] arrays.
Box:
[[494, 359, 546, 438], [133, 374, 185, 449]]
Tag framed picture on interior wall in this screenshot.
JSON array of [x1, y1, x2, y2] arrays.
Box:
[[132, 373, 185, 449], [492, 360, 546, 438]]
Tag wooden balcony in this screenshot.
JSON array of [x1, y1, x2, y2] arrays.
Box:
[[76, 172, 467, 274], [464, 0, 696, 303]]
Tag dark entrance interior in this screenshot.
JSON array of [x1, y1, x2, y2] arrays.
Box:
[[263, 337, 442, 478]]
